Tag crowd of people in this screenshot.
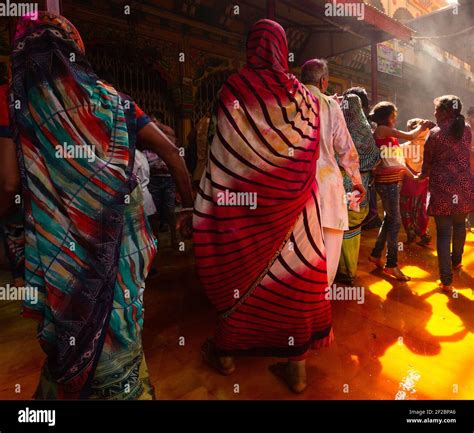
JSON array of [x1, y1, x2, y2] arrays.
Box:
[[0, 13, 473, 399]]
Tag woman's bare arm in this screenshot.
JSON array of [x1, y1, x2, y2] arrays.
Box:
[[137, 123, 193, 208], [375, 124, 426, 141], [0, 137, 20, 218], [137, 123, 194, 238]]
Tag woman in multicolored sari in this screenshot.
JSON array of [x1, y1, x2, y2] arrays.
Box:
[[1, 12, 193, 400], [193, 19, 332, 394], [337, 94, 380, 284]]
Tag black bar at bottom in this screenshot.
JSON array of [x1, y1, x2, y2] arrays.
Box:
[[0, 400, 472, 433]]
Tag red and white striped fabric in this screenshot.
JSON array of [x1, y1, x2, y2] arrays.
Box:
[[193, 19, 332, 357]]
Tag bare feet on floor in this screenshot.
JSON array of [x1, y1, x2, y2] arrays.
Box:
[[201, 338, 236, 375], [269, 360, 307, 394], [368, 255, 385, 270], [383, 267, 411, 281], [439, 284, 454, 293]]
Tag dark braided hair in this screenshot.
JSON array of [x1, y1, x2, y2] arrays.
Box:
[[343, 87, 369, 114], [434, 95, 465, 140], [368, 101, 397, 126]]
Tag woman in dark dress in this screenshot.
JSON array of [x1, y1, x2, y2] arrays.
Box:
[[420, 95, 474, 292]]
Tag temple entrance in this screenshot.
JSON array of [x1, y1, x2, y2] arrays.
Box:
[[87, 45, 177, 129]]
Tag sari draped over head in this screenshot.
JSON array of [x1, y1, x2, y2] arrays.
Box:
[[340, 94, 380, 206], [194, 19, 332, 357], [10, 12, 156, 399], [337, 94, 380, 281]]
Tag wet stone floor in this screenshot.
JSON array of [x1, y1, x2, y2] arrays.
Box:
[[0, 220, 473, 400]]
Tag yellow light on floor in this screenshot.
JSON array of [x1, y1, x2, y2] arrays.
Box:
[[367, 279, 392, 300], [380, 334, 474, 399], [424, 294, 464, 336], [401, 266, 430, 279]]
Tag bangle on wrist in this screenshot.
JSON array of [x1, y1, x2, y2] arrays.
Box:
[[180, 207, 194, 213]]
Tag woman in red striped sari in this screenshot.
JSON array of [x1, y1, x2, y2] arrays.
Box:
[[193, 19, 332, 393]]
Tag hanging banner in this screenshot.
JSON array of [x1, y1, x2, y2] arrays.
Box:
[[377, 43, 403, 77]]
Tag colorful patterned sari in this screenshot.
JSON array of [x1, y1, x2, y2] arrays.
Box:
[[399, 130, 430, 240], [10, 13, 156, 399], [193, 20, 331, 358], [338, 94, 380, 281], [400, 177, 429, 239]]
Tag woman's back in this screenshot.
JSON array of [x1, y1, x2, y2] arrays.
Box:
[[428, 123, 471, 173], [422, 121, 473, 216], [10, 11, 158, 399]]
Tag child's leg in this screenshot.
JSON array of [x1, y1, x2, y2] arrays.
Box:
[[371, 184, 390, 259], [382, 183, 402, 268]]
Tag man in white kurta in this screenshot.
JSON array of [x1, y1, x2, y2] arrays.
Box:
[[302, 59, 364, 286]]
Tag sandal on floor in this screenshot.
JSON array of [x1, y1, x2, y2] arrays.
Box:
[[201, 338, 235, 376], [453, 263, 463, 271], [406, 231, 416, 244], [416, 234, 432, 247], [368, 256, 385, 270], [439, 284, 454, 293], [268, 362, 307, 394], [383, 267, 411, 281]]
